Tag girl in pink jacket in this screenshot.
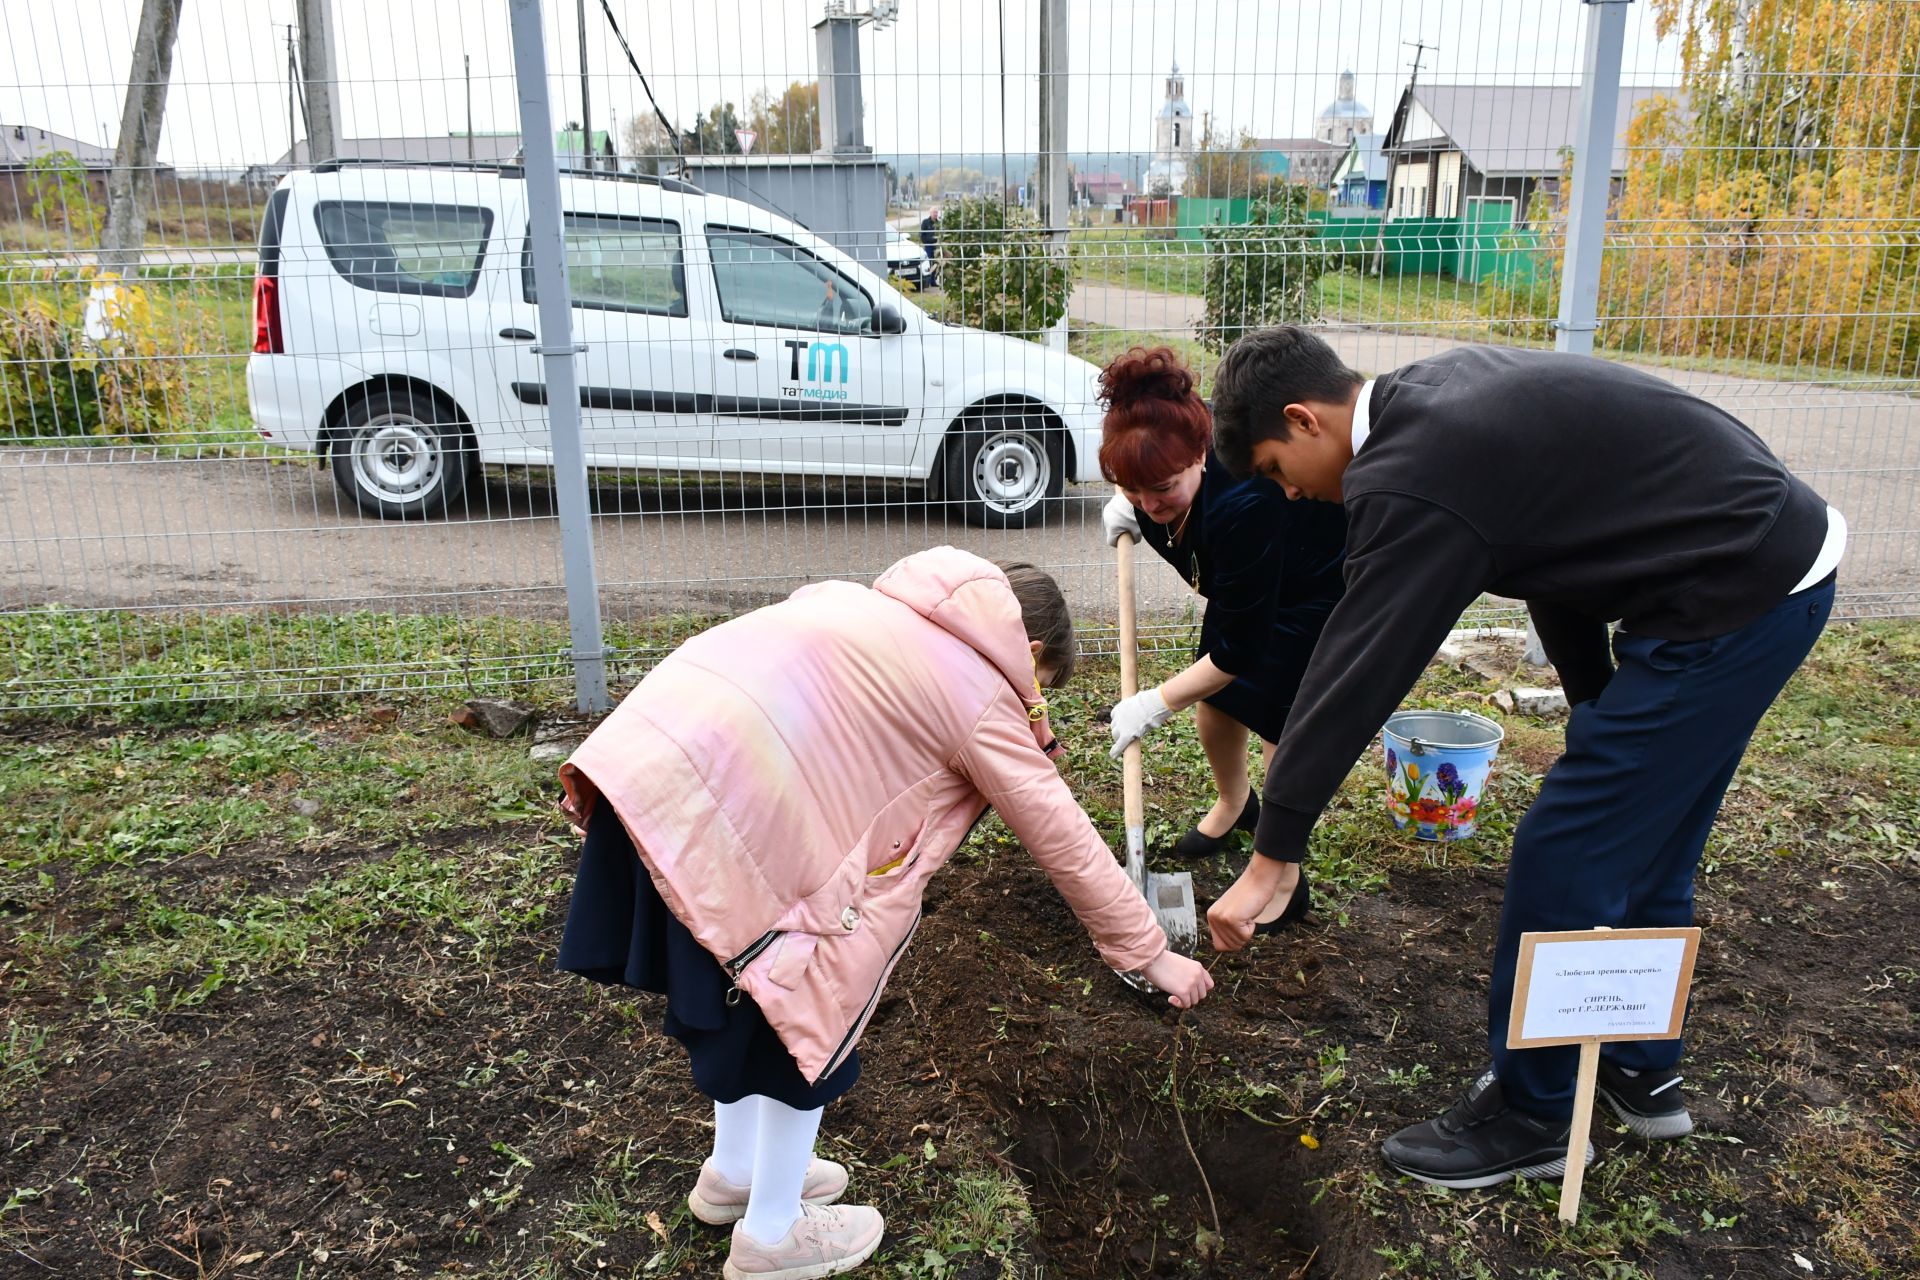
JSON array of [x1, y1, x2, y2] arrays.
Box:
[[557, 548, 1211, 1280]]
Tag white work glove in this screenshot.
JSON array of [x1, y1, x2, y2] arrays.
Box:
[[1108, 687, 1175, 759], [1101, 491, 1143, 548]]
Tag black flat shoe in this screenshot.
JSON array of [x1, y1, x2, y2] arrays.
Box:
[[1252, 872, 1311, 935], [1170, 792, 1261, 858]]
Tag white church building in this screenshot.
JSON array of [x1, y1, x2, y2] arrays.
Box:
[[1145, 63, 1195, 194]]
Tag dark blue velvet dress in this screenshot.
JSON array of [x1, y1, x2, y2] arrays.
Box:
[[1133, 452, 1348, 742]]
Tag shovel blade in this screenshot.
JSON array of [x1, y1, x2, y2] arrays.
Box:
[[1146, 869, 1199, 955], [1114, 869, 1200, 997]]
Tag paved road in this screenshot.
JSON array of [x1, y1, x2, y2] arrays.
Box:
[[0, 450, 1208, 628], [4, 284, 1914, 629], [1069, 282, 1206, 336]]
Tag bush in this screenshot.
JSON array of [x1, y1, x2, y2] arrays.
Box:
[[0, 272, 182, 441], [1197, 186, 1330, 353], [935, 196, 1070, 340], [22, 151, 101, 243]]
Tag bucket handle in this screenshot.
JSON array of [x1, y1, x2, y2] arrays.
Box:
[[1409, 735, 1499, 755]]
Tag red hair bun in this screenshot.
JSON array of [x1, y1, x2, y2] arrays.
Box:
[[1097, 346, 1210, 489]]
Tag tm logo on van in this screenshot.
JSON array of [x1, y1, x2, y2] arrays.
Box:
[[780, 339, 852, 401]]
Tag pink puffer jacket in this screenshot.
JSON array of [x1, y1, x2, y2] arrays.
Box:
[[559, 547, 1165, 1085]]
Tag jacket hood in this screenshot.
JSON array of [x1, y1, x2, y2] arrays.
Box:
[[872, 547, 1060, 754]]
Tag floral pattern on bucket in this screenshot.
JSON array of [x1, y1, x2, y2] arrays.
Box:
[[1381, 717, 1501, 842]]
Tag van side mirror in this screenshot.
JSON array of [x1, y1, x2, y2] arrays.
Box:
[[872, 304, 907, 336]]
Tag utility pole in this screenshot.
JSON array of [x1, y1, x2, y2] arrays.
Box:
[[577, 0, 592, 170], [296, 0, 339, 163], [99, 0, 184, 276], [997, 0, 1010, 209], [286, 25, 301, 166], [465, 54, 475, 160], [1037, 0, 1070, 350], [1371, 36, 1437, 275]]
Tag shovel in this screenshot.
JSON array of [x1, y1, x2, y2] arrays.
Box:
[[1113, 533, 1200, 988]]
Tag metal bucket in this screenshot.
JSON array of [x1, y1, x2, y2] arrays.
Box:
[[1381, 709, 1506, 841]]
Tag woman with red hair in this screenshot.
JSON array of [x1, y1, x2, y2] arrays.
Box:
[[1098, 346, 1348, 928]]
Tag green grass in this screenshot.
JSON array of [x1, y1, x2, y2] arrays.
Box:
[[0, 196, 263, 255], [1066, 233, 1920, 387], [1, 611, 1915, 1276], [1, 267, 257, 449], [1069, 321, 1216, 387], [1317, 268, 1497, 334], [0, 606, 723, 721], [1073, 229, 1209, 295]]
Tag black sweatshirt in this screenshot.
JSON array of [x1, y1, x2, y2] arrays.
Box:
[[1252, 346, 1830, 862]]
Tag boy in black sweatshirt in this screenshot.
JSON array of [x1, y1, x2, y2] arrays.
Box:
[[1193, 326, 1842, 1188]]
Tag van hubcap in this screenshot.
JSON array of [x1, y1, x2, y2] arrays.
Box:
[[352, 416, 442, 500], [971, 430, 1049, 515]]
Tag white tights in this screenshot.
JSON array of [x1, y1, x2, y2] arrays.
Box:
[[710, 1096, 825, 1245]]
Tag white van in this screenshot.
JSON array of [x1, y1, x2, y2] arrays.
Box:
[[246, 160, 1101, 527]]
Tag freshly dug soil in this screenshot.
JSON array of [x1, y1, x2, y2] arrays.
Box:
[[8, 814, 1914, 1277]]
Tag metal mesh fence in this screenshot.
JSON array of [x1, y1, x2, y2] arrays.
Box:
[[1, 0, 1914, 712]]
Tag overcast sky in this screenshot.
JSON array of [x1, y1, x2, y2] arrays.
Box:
[[3, 0, 1684, 169]]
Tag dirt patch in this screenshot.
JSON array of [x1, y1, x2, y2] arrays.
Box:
[[4, 827, 1917, 1276], [855, 842, 1920, 1278]]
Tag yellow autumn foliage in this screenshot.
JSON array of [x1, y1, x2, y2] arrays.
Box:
[[1600, 0, 1920, 372]]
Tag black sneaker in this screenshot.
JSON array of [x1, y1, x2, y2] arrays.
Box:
[[1381, 1071, 1594, 1189], [1596, 1060, 1694, 1140]]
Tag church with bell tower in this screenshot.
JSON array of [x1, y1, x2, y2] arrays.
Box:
[[1146, 62, 1194, 194]]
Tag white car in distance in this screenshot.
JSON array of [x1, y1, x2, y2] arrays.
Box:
[[247, 161, 1099, 527], [884, 227, 933, 290]]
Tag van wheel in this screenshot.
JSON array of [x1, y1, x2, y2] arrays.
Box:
[[329, 389, 471, 519], [940, 414, 1065, 529]]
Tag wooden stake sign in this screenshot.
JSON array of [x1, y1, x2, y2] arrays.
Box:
[[1506, 925, 1702, 1223]]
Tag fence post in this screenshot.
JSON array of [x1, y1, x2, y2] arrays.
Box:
[[1553, 0, 1629, 357], [507, 0, 611, 714], [1038, 0, 1070, 352]]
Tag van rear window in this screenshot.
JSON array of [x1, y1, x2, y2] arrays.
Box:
[[314, 200, 494, 297], [257, 189, 290, 278]]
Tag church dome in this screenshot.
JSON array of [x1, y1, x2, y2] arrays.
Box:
[[1320, 97, 1372, 119], [1319, 69, 1370, 120]]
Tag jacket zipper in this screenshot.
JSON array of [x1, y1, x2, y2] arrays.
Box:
[[724, 929, 783, 979], [814, 909, 922, 1083]]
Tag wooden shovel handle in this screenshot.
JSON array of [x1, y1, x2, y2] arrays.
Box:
[[1116, 533, 1145, 832]]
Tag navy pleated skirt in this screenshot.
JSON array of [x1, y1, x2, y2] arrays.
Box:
[[556, 802, 860, 1109]]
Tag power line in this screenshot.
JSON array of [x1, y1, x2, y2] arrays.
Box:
[[596, 0, 685, 163]]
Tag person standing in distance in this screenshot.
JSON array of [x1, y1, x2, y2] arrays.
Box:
[[1204, 326, 1842, 1190], [918, 204, 941, 289]]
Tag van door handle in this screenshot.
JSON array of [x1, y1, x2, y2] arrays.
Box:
[[722, 348, 758, 361], [499, 327, 536, 340]]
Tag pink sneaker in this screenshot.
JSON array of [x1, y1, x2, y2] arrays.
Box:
[[687, 1159, 850, 1226], [723, 1203, 884, 1280]]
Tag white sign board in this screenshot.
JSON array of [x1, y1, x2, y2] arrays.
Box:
[[1506, 925, 1703, 1225], [1508, 927, 1700, 1049], [735, 128, 757, 155]]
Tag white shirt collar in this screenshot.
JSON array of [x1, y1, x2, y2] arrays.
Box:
[[1350, 379, 1378, 456]]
